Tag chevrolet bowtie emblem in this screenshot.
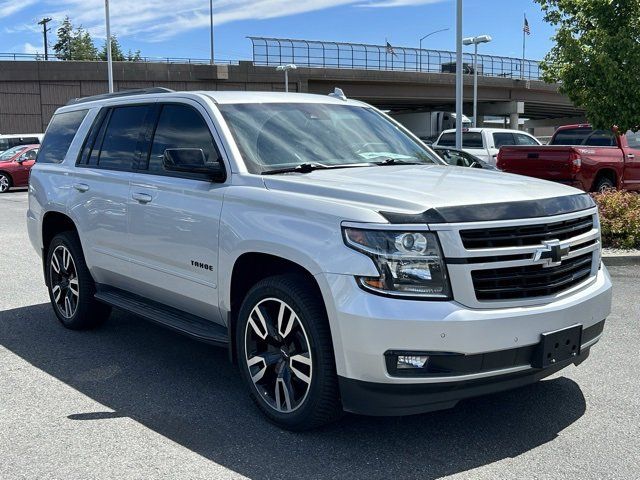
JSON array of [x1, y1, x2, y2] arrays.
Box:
[[534, 239, 570, 268]]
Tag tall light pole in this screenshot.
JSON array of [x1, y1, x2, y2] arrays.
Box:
[[419, 28, 449, 71], [463, 35, 492, 128], [209, 0, 214, 65], [37, 18, 52, 60], [455, 0, 463, 149], [276, 64, 297, 92], [104, 0, 114, 93]]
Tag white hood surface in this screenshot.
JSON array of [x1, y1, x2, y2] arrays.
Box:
[[262, 165, 582, 215]]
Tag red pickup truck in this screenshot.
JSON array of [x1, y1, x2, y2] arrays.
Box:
[[497, 124, 640, 192]]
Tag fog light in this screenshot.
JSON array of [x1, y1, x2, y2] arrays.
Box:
[[397, 355, 429, 369]]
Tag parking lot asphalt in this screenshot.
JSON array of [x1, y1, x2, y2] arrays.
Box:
[[1, 189, 639, 480]]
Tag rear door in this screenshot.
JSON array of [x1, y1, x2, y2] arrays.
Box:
[[70, 103, 154, 285], [436, 131, 488, 161], [126, 100, 227, 322], [621, 131, 640, 191]]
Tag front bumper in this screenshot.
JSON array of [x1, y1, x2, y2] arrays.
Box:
[[316, 265, 612, 413]]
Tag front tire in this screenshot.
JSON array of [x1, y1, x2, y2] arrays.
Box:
[[0, 173, 11, 193], [46, 231, 111, 329], [236, 274, 342, 430]]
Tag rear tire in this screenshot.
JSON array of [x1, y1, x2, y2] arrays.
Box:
[[0, 173, 11, 193], [46, 231, 111, 330], [236, 274, 342, 431], [594, 176, 615, 192]]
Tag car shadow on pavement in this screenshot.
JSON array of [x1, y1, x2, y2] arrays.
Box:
[[0, 303, 588, 480]]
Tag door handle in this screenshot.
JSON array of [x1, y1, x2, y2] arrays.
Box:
[[73, 183, 90, 193], [132, 192, 153, 204], [627, 153, 635, 160]]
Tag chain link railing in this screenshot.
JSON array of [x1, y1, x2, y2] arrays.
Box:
[[249, 37, 541, 80], [0, 52, 238, 65]]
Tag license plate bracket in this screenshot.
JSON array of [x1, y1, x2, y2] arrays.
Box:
[[533, 324, 582, 369]]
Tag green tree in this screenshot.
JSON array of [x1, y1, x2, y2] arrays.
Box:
[[99, 35, 125, 61], [126, 49, 142, 62], [536, 0, 640, 132], [52, 16, 73, 60], [70, 26, 98, 60]]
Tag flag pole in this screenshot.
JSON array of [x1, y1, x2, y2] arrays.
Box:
[[521, 13, 526, 80]]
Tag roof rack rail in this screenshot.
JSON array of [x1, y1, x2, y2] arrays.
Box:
[[66, 87, 175, 106]]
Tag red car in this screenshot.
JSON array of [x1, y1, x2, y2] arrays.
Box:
[[497, 124, 640, 192], [0, 144, 39, 193]]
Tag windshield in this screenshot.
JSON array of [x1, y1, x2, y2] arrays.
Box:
[[217, 103, 442, 173], [0, 145, 26, 160]]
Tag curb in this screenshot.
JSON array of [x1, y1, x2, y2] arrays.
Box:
[[602, 255, 640, 267]]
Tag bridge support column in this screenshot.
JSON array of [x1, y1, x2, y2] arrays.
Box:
[[475, 115, 485, 127], [509, 112, 520, 130]]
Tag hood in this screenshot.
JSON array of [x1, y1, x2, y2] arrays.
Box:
[[262, 165, 583, 215]]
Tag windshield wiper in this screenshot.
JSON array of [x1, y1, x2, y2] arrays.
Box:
[[374, 158, 426, 166], [262, 162, 372, 175]]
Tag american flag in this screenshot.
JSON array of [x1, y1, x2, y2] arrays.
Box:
[[386, 41, 397, 57], [523, 16, 531, 35]]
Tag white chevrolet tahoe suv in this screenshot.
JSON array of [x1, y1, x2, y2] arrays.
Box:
[[28, 88, 612, 430]]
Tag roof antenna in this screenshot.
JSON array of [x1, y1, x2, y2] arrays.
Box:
[[328, 87, 347, 101]]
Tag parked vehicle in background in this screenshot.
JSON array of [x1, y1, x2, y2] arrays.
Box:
[[0, 144, 39, 193], [28, 89, 611, 430], [0, 134, 43, 153], [433, 128, 541, 165], [392, 111, 471, 140], [497, 124, 640, 192], [432, 146, 496, 170]]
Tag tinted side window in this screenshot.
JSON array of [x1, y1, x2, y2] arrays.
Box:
[[97, 105, 151, 170], [626, 130, 640, 149], [437, 133, 455, 147], [23, 149, 38, 160], [462, 132, 483, 148], [549, 128, 592, 145], [585, 130, 616, 147], [493, 133, 516, 148], [37, 110, 88, 164], [515, 133, 539, 145], [146, 104, 220, 174]]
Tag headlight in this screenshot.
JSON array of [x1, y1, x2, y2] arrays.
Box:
[[343, 227, 451, 299]]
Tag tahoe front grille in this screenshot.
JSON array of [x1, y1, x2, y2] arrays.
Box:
[[471, 252, 594, 301], [460, 215, 593, 249]]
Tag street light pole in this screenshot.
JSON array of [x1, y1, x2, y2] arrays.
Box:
[[37, 18, 52, 61], [209, 0, 214, 65], [419, 28, 449, 72], [463, 35, 492, 128], [104, 0, 114, 93], [455, 0, 463, 149], [276, 64, 297, 92]]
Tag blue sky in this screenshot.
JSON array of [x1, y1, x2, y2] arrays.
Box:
[[1, 0, 556, 62]]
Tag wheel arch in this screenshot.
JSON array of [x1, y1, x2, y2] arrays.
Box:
[[591, 168, 618, 191], [41, 211, 78, 285], [226, 252, 327, 364]]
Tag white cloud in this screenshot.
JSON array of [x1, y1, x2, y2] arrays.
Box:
[[18, 0, 447, 42], [0, 0, 36, 16], [22, 42, 41, 54]]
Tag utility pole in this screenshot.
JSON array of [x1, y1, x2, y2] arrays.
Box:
[[38, 18, 52, 60], [104, 0, 114, 93], [209, 0, 215, 65], [455, 0, 463, 149]]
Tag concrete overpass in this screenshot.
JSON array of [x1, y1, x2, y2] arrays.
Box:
[[0, 38, 583, 134]]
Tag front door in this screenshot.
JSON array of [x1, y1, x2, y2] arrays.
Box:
[[12, 148, 37, 186], [621, 131, 640, 191], [126, 101, 227, 322]]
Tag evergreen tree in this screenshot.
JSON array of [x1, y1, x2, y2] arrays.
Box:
[[52, 16, 73, 60], [126, 49, 142, 62], [99, 35, 125, 61], [71, 27, 98, 60]]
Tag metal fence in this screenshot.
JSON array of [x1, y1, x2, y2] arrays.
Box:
[[249, 37, 541, 80], [0, 52, 238, 65]]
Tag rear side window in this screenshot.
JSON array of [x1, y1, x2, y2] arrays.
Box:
[[584, 130, 616, 147], [550, 128, 592, 145], [97, 105, 151, 170], [438, 132, 484, 148], [493, 133, 516, 148], [145, 104, 220, 174], [37, 110, 88, 164], [514, 133, 539, 145]]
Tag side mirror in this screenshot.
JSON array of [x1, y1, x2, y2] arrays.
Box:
[[16, 155, 27, 164], [162, 148, 225, 182]]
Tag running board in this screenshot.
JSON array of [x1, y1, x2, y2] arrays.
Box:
[[95, 286, 228, 347]]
